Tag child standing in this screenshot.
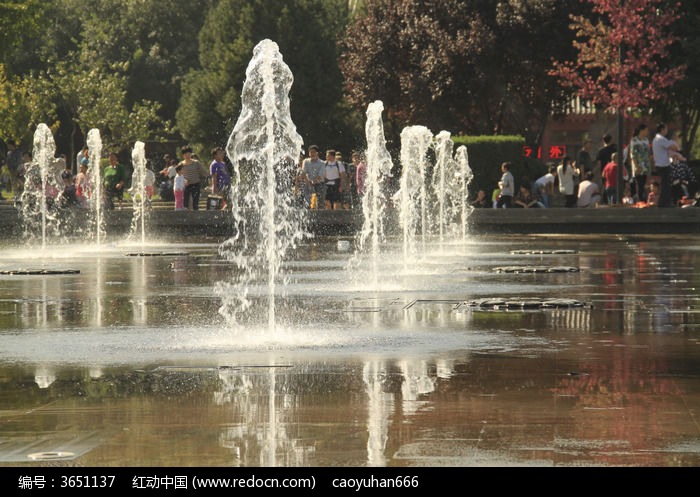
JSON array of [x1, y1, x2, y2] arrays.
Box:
[[646, 182, 659, 207], [74, 159, 90, 208], [173, 164, 186, 211]]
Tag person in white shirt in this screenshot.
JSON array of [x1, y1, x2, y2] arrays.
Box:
[[76, 146, 88, 172], [577, 171, 601, 208], [323, 148, 346, 210], [496, 161, 514, 208], [651, 122, 675, 208], [533, 164, 556, 208], [557, 156, 579, 208]]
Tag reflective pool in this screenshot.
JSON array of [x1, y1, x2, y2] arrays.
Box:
[[1, 233, 699, 467]]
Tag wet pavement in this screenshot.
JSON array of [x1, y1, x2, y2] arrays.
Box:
[[0, 233, 699, 467]]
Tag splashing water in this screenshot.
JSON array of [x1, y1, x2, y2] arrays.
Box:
[[218, 39, 307, 333], [87, 129, 104, 246], [129, 141, 148, 245], [19, 123, 63, 249], [352, 101, 394, 286], [454, 145, 473, 241], [432, 131, 458, 243], [397, 125, 433, 268]]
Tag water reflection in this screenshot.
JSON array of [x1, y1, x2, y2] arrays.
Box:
[[0, 235, 700, 466], [364, 361, 392, 466], [215, 366, 315, 467], [34, 365, 56, 389]]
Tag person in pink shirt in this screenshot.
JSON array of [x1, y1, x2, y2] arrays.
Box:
[[354, 151, 367, 201], [173, 164, 186, 211]]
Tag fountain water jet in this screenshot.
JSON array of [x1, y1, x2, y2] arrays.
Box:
[[87, 128, 104, 246], [397, 125, 433, 268], [218, 39, 308, 333], [19, 123, 63, 249], [432, 131, 456, 243], [352, 101, 394, 287], [454, 145, 473, 241], [129, 141, 148, 245]]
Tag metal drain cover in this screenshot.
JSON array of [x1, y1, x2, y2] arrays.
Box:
[[461, 297, 591, 310], [493, 266, 580, 273], [28, 451, 76, 461]]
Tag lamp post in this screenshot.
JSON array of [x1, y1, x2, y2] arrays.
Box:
[[616, 39, 625, 205]]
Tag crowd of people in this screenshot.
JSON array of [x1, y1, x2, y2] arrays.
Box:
[[294, 145, 367, 210], [153, 143, 369, 211], [3, 122, 697, 214], [475, 122, 698, 210], [0, 139, 372, 213]]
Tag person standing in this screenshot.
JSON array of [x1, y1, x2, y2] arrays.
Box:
[[323, 149, 346, 210], [629, 123, 652, 202], [178, 145, 208, 210], [76, 146, 89, 173], [209, 146, 231, 210], [173, 164, 186, 211], [354, 151, 367, 208], [602, 152, 629, 205], [74, 159, 90, 208], [557, 156, 578, 208], [496, 161, 514, 208], [337, 151, 354, 209], [594, 134, 616, 194], [651, 123, 675, 208], [302, 145, 326, 209], [158, 157, 177, 202], [576, 138, 594, 179]]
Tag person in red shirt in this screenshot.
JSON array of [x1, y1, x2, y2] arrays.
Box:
[[602, 152, 629, 205]]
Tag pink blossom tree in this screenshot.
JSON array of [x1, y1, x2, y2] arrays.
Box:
[[551, 0, 686, 202], [551, 0, 685, 110]]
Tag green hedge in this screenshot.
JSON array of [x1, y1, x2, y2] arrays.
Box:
[[452, 135, 548, 195]]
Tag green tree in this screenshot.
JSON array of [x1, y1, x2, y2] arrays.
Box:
[[177, 0, 352, 152], [1, 0, 213, 157], [0, 0, 47, 73], [652, 0, 700, 159], [73, 0, 214, 126], [51, 63, 166, 154], [339, 0, 578, 148], [493, 0, 581, 145], [0, 65, 59, 146]]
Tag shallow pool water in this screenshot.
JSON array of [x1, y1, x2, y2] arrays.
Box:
[[1, 233, 699, 467]]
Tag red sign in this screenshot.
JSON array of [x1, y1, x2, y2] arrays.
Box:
[[523, 145, 567, 160], [522, 146, 541, 159], [548, 145, 566, 159]]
